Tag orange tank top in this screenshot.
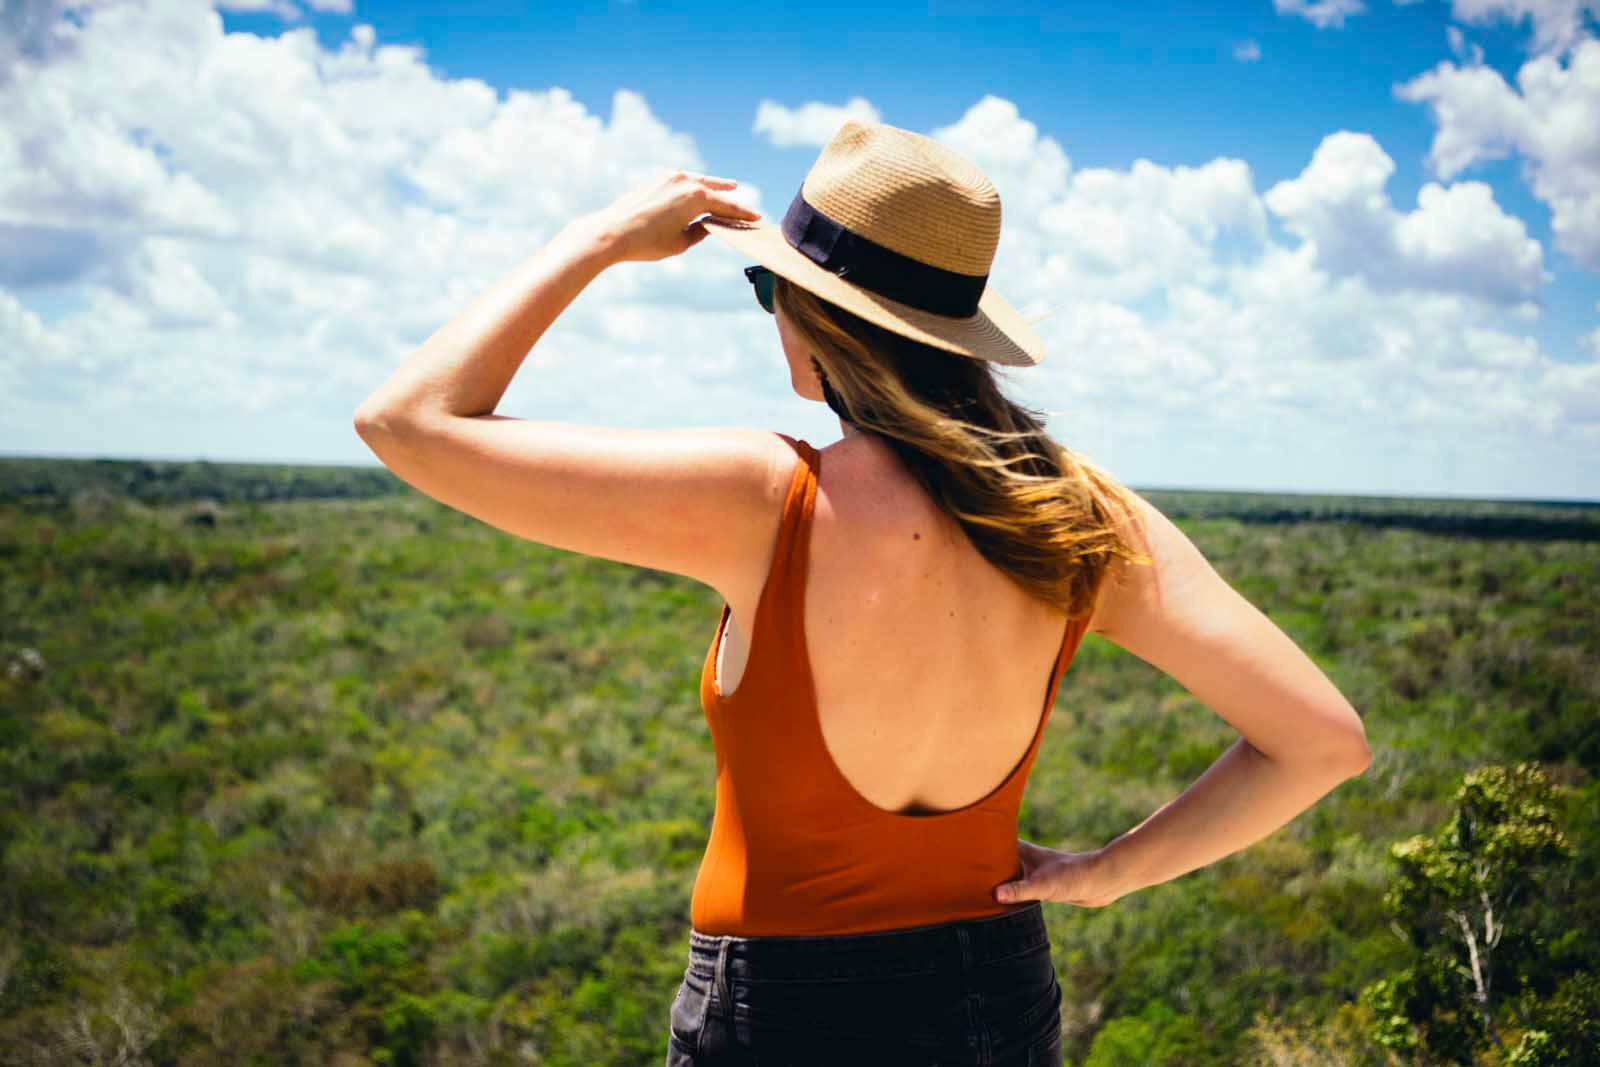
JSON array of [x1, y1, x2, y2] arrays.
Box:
[[689, 433, 1092, 937]]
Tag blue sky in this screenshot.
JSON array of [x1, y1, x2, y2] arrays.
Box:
[[219, 0, 1595, 352], [3, 0, 1598, 499], [265, 0, 1600, 347], [211, 2, 1503, 200]]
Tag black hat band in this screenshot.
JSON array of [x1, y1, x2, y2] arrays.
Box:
[[780, 185, 989, 318]]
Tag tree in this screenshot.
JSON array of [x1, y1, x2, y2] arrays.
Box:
[[1506, 972, 1600, 1066], [1362, 763, 1574, 1063]]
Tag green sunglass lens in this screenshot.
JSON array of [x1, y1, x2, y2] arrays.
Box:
[[746, 266, 775, 314]]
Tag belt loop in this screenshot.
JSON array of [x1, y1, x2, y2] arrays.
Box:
[[694, 937, 728, 1057], [714, 937, 734, 1048]]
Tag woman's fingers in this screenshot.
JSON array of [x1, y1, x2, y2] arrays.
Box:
[[680, 171, 737, 188], [665, 170, 739, 191], [673, 173, 760, 218], [691, 186, 762, 221], [680, 221, 711, 250], [595, 170, 760, 261]]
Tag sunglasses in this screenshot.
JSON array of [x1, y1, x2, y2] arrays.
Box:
[[744, 264, 775, 315]]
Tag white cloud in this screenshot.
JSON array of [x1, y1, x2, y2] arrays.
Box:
[[0, 1, 772, 421], [1024, 157, 1270, 306], [1273, 0, 1367, 29], [1396, 38, 1600, 269], [1028, 233, 1600, 473], [751, 96, 881, 148], [1263, 131, 1547, 305], [0, 0, 118, 83], [213, 0, 353, 20], [1446, 25, 1487, 63], [1449, 0, 1600, 56], [917, 97, 1597, 491], [1233, 39, 1262, 62], [1, 4, 1595, 497]]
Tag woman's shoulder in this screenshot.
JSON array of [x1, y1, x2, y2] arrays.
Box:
[[1086, 488, 1370, 768]]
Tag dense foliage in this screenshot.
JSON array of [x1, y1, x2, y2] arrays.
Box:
[[1361, 763, 1585, 1064], [2, 459, 1596, 1064]]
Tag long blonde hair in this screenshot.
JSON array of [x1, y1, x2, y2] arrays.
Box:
[[774, 275, 1152, 620]]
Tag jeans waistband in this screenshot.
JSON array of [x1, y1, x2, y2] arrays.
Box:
[[687, 903, 1048, 980]]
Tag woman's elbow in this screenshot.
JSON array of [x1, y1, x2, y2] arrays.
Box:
[[1303, 694, 1372, 778], [1275, 711, 1370, 779], [1329, 721, 1372, 778]]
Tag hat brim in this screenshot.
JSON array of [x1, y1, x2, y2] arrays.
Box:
[[701, 215, 1045, 368]]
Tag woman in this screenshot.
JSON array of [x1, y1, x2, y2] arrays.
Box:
[[355, 120, 1371, 1065]]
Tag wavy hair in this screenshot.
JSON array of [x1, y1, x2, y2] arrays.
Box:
[[773, 274, 1152, 621]]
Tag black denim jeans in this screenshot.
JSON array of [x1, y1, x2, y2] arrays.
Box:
[[665, 902, 1063, 1065]]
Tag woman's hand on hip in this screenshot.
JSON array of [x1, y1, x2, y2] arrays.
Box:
[[584, 170, 761, 264], [994, 838, 1132, 908]]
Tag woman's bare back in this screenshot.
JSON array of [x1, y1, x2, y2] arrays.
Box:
[[714, 432, 1075, 817]]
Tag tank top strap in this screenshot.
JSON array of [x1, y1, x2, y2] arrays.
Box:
[[771, 432, 820, 562], [1032, 609, 1093, 748], [1053, 609, 1091, 679], [748, 433, 820, 645]]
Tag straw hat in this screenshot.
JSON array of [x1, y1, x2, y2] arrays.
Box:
[[702, 119, 1046, 367]]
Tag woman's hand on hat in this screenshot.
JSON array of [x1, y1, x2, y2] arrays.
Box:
[[993, 838, 1132, 908], [584, 170, 762, 265]]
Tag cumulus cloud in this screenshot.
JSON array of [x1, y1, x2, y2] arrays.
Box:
[[0, 1, 772, 422], [1, 3, 1595, 496], [1396, 38, 1600, 269], [917, 96, 1597, 489], [1233, 39, 1262, 62], [0, 0, 119, 82], [1273, 0, 1366, 29], [1023, 157, 1270, 308], [1263, 131, 1547, 306], [1446, 25, 1487, 63], [752, 96, 881, 148], [1584, 324, 1600, 357], [213, 0, 353, 21], [1449, 0, 1600, 56]]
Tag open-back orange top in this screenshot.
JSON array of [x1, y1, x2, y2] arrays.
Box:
[[689, 433, 1092, 937]]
